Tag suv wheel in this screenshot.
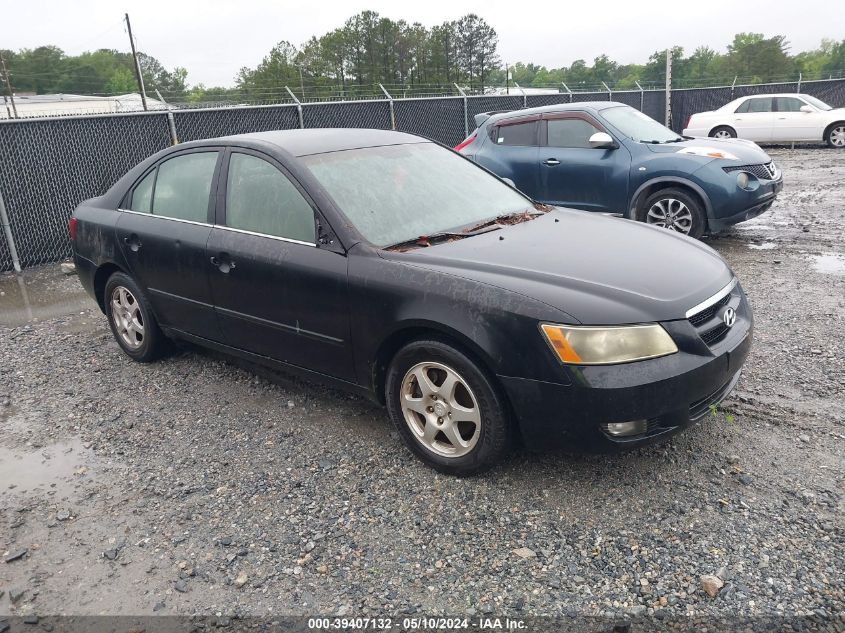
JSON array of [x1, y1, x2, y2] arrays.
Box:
[[639, 188, 706, 239], [385, 339, 511, 476], [104, 272, 168, 362]]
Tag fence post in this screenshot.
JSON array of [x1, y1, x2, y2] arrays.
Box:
[[602, 81, 612, 102], [454, 83, 468, 138], [0, 189, 22, 273], [562, 83, 573, 103], [514, 82, 527, 108], [154, 89, 179, 145], [664, 49, 672, 128], [635, 81, 644, 112], [797, 72, 802, 93], [379, 84, 396, 130], [285, 87, 304, 129], [730, 75, 737, 100]]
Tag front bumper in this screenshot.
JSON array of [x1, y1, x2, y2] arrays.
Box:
[[499, 292, 753, 452], [709, 176, 782, 233]]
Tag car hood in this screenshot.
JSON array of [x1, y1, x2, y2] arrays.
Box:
[[644, 137, 771, 163], [380, 209, 733, 325]]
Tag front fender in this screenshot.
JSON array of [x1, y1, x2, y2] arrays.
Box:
[[627, 175, 714, 220]]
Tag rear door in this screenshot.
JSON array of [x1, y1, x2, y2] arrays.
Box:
[[206, 149, 355, 381], [773, 96, 821, 141], [474, 117, 540, 196], [730, 97, 774, 141], [538, 112, 630, 212], [115, 149, 222, 341]]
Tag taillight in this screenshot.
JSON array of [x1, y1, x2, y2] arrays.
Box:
[[68, 216, 77, 240], [454, 132, 477, 152]]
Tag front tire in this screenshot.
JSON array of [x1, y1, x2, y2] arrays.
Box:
[[385, 339, 511, 476], [825, 123, 845, 148], [638, 187, 706, 239], [709, 126, 737, 139], [104, 272, 167, 362]]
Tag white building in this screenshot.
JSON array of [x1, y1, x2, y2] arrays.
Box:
[[0, 93, 166, 119]]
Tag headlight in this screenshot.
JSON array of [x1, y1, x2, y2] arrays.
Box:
[[540, 323, 678, 365], [677, 146, 739, 160]]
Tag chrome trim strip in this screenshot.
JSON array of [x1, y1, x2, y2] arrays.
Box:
[[685, 278, 737, 319], [119, 208, 212, 228], [214, 225, 316, 247], [118, 209, 316, 246]]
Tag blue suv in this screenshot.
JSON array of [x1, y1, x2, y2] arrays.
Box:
[[455, 102, 783, 238]]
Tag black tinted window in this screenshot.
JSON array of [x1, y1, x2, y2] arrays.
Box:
[[547, 118, 601, 148], [494, 121, 537, 146], [225, 153, 315, 243], [130, 170, 155, 213], [152, 152, 218, 223], [776, 97, 804, 112]]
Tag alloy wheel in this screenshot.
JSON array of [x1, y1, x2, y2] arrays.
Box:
[[646, 198, 694, 234], [831, 126, 845, 147], [399, 361, 481, 458], [713, 129, 733, 139], [110, 286, 145, 349]]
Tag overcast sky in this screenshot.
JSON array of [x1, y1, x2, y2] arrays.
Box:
[[5, 0, 840, 87]]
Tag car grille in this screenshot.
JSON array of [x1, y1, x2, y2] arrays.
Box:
[[687, 285, 739, 348], [723, 161, 778, 180]]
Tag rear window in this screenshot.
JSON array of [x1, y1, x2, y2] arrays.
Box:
[[493, 120, 537, 146]]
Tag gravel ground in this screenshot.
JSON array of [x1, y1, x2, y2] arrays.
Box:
[[1, 147, 843, 625]]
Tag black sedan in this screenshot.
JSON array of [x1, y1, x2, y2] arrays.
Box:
[[70, 129, 752, 475]]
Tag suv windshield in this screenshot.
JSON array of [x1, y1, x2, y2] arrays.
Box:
[[601, 106, 682, 143], [301, 142, 532, 247], [802, 95, 832, 111]]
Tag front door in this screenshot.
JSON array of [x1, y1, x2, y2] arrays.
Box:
[[538, 114, 630, 212], [773, 96, 821, 141], [115, 149, 222, 341], [731, 97, 774, 142], [207, 150, 355, 382]]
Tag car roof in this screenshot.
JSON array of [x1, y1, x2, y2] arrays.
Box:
[[186, 128, 428, 157], [735, 93, 814, 99], [484, 101, 628, 125]]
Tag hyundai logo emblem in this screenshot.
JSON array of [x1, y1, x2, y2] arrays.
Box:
[[722, 307, 736, 328]]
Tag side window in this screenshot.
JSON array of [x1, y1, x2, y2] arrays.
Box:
[[225, 153, 316, 243], [747, 98, 772, 113], [734, 100, 751, 113], [494, 121, 537, 146], [547, 118, 602, 149], [130, 169, 155, 213], [776, 97, 804, 112], [152, 152, 218, 223]]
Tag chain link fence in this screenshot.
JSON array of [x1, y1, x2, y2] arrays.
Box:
[[1, 78, 844, 272]]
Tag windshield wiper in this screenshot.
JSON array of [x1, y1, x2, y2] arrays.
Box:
[[384, 226, 501, 251], [662, 136, 686, 143], [463, 208, 543, 233]]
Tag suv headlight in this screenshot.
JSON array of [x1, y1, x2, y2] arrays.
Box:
[[540, 323, 678, 365]]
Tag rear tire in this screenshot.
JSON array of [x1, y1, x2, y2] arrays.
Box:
[[709, 126, 737, 139], [104, 272, 168, 362], [638, 187, 706, 239], [825, 122, 845, 148], [385, 339, 511, 476]]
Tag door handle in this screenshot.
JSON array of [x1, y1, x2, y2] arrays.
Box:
[[210, 254, 236, 273], [542, 158, 561, 166], [122, 234, 142, 252]]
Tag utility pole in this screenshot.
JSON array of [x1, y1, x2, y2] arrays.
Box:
[[298, 65, 305, 100], [664, 48, 672, 128], [505, 62, 509, 95], [125, 13, 148, 111], [0, 51, 18, 118]]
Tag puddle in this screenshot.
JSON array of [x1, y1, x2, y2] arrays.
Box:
[[0, 439, 95, 496], [810, 253, 845, 275], [0, 266, 91, 326], [748, 242, 777, 250]]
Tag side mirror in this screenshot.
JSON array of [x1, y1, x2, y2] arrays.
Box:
[[799, 105, 813, 113], [501, 177, 516, 188], [589, 132, 616, 149]]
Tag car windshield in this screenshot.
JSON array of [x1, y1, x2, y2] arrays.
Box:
[[601, 106, 683, 143], [802, 95, 832, 111], [301, 142, 533, 247]]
